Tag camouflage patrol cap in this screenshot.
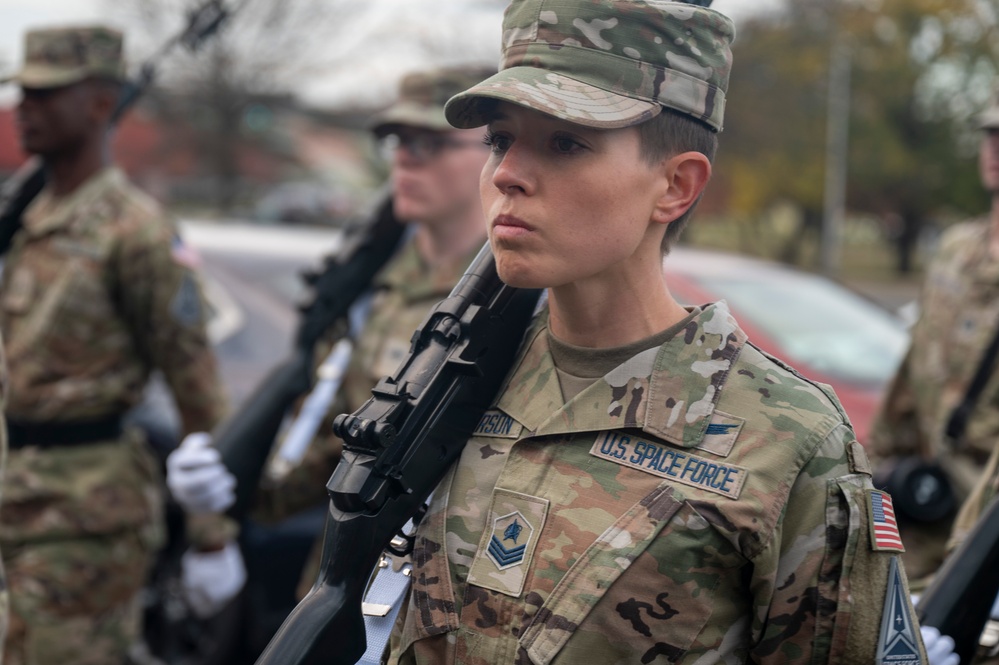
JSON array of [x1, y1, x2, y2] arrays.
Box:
[[980, 95, 999, 130], [371, 66, 498, 136], [3, 25, 125, 89], [445, 0, 735, 131]]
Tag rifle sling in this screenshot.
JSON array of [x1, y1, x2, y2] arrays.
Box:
[[944, 313, 999, 447]]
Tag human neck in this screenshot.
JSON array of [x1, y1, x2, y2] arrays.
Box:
[[547, 261, 689, 349], [43, 137, 109, 198], [414, 209, 487, 266]]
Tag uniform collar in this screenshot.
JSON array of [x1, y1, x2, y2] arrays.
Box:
[[23, 166, 123, 238], [497, 301, 748, 448]]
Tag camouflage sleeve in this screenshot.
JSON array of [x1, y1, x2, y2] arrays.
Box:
[[115, 218, 227, 434], [948, 439, 999, 552], [0, 339, 7, 653], [252, 395, 346, 523], [868, 345, 925, 468], [752, 423, 928, 664], [252, 328, 350, 523]]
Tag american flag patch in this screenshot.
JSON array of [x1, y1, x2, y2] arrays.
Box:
[[868, 490, 905, 552], [171, 235, 201, 269]]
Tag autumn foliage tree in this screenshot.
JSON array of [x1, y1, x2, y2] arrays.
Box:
[[717, 0, 999, 273]]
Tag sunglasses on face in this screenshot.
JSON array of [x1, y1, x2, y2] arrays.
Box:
[[379, 131, 484, 162]]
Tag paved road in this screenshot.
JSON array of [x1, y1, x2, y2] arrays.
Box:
[[183, 221, 343, 408]]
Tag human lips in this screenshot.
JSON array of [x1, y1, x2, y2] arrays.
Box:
[[492, 214, 534, 238]]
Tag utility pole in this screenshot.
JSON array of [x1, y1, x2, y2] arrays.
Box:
[[821, 32, 851, 276]]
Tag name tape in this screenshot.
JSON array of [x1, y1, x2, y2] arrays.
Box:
[[590, 431, 747, 500], [473, 410, 523, 439]]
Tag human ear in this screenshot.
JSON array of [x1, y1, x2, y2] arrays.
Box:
[[652, 151, 712, 225], [87, 81, 118, 126]]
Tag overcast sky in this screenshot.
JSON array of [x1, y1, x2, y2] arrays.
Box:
[[1, 0, 784, 109]]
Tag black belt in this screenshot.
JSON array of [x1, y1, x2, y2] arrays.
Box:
[[7, 416, 124, 449]]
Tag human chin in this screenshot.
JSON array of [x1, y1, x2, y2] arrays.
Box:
[[491, 248, 547, 289]]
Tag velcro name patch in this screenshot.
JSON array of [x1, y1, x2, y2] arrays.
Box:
[[473, 410, 523, 439], [590, 431, 747, 500]]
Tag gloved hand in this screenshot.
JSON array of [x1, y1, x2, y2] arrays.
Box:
[[920, 626, 959, 665], [181, 541, 247, 619], [166, 432, 236, 514]]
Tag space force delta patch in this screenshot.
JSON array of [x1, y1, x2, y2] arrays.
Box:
[[876, 557, 923, 665], [590, 431, 747, 499]]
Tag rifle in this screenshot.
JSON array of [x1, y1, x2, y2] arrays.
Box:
[[0, 0, 231, 256], [916, 495, 999, 663], [253, 244, 541, 665], [214, 197, 406, 519]]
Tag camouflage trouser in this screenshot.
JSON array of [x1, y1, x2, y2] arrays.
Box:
[[3, 531, 150, 665], [0, 433, 164, 665]]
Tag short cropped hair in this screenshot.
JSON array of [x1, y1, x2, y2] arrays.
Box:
[[636, 108, 718, 254]]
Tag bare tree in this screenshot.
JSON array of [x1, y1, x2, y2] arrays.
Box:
[[112, 0, 363, 210]]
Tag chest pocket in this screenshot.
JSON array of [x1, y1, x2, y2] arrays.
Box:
[[6, 255, 122, 365], [518, 485, 722, 665]]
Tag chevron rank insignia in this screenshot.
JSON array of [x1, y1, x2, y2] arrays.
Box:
[[876, 557, 923, 665], [488, 511, 532, 569], [468, 490, 548, 597]]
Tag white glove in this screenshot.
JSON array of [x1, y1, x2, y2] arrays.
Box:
[[181, 541, 247, 619], [166, 432, 236, 514], [920, 626, 959, 665]]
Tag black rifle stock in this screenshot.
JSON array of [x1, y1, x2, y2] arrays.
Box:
[[0, 0, 231, 257], [916, 495, 999, 663], [215, 196, 405, 519], [254, 244, 540, 665]]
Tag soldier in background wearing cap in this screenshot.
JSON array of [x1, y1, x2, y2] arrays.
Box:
[[375, 1, 941, 663], [0, 25, 226, 664], [164, 66, 495, 617], [869, 98, 999, 584], [909, 99, 999, 662]]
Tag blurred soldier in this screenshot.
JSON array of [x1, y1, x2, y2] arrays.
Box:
[[0, 26, 226, 664], [0, 341, 8, 658], [869, 94, 999, 580], [166, 65, 493, 615]]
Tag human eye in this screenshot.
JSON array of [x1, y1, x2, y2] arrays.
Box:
[[483, 130, 512, 154], [551, 132, 585, 155]]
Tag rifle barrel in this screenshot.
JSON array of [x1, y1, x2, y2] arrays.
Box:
[[917, 495, 999, 663]]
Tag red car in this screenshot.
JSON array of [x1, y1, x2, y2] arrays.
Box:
[[664, 248, 910, 445]]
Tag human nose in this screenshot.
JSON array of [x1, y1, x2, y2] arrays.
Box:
[[488, 143, 533, 196]]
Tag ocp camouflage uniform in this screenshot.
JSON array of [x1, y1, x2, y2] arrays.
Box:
[[0, 339, 9, 660], [869, 220, 999, 578], [248, 240, 481, 597], [945, 420, 999, 664], [0, 167, 226, 665], [388, 303, 926, 664]]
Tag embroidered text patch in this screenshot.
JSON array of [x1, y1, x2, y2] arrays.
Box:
[[473, 409, 523, 439], [590, 431, 747, 499]]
